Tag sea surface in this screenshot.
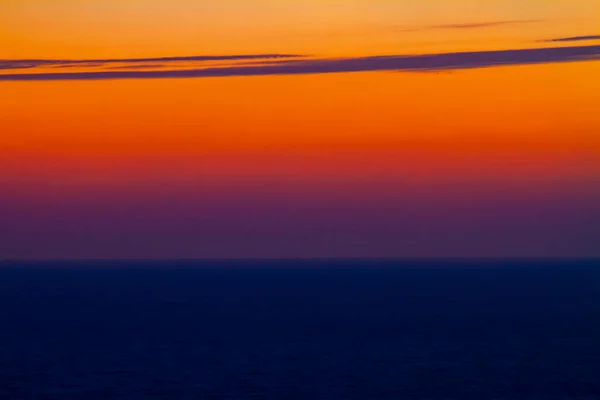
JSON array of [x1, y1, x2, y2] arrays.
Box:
[[0, 259, 599, 399]]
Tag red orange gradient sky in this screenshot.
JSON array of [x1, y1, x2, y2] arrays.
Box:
[[1, 0, 599, 259]]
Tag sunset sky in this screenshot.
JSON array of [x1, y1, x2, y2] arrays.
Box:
[[1, 0, 599, 259]]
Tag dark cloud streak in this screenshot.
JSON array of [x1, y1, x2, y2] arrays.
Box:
[[544, 35, 600, 43], [0, 54, 304, 70], [404, 20, 539, 32], [1, 45, 599, 81]]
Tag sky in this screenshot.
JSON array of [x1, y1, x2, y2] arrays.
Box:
[[1, 0, 599, 259]]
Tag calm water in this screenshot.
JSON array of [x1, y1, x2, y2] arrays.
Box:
[[1, 259, 599, 399]]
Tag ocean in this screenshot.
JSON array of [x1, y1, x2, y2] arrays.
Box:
[[1, 259, 598, 399]]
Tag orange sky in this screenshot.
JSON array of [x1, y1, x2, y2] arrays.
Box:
[[1, 1, 599, 258], [2, 0, 600, 57], [2, 62, 598, 183]]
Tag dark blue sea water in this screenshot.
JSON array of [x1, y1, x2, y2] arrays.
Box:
[[1, 259, 599, 399]]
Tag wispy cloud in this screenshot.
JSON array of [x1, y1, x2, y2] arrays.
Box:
[[298, 19, 540, 38], [106, 64, 168, 70], [543, 35, 600, 43], [0, 54, 304, 71], [403, 20, 539, 32], [1, 45, 599, 82]]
